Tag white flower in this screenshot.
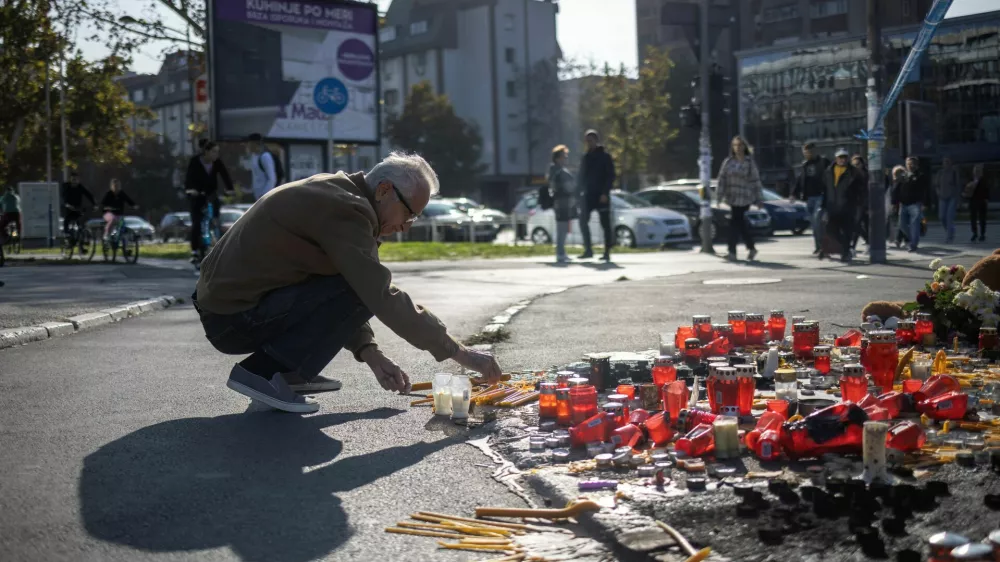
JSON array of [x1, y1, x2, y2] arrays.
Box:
[[929, 258, 943, 270]]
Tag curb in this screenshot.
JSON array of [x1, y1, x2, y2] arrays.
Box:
[[469, 288, 569, 353], [0, 295, 179, 351]]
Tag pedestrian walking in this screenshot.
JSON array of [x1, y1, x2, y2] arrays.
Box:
[[548, 144, 575, 263], [61, 171, 96, 234], [851, 154, 870, 251], [185, 139, 235, 263], [792, 142, 829, 255], [897, 157, 929, 251], [820, 148, 865, 263], [576, 129, 615, 262], [193, 152, 502, 413], [888, 165, 908, 248], [965, 163, 989, 242], [935, 157, 961, 243], [0, 186, 21, 242], [247, 133, 278, 201], [717, 135, 763, 262]]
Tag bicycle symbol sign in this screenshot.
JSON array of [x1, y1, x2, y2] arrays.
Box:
[[313, 78, 349, 115]]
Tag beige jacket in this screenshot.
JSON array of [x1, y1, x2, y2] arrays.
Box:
[[195, 171, 459, 362]]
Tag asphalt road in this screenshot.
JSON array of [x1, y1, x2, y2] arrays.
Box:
[[0, 233, 990, 561]]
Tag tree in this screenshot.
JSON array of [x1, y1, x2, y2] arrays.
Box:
[[514, 57, 563, 172], [634, 46, 689, 180], [86, 134, 183, 226], [0, 0, 154, 185], [386, 82, 486, 196], [596, 63, 645, 190]]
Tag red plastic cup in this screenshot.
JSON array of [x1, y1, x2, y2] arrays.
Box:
[[766, 399, 789, 418]]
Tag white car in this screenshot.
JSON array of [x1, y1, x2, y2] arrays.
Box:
[[527, 191, 692, 248]]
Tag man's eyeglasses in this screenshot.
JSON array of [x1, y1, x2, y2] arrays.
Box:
[[392, 184, 418, 223]]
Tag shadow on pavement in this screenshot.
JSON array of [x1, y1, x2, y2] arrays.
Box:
[[740, 260, 799, 270], [79, 407, 457, 562], [578, 261, 624, 270]]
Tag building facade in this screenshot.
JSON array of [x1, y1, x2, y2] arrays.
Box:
[[736, 11, 1000, 193], [379, 0, 560, 209]]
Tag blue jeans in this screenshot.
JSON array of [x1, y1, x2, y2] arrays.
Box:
[[807, 196, 824, 250], [899, 203, 922, 250], [938, 197, 957, 241], [195, 276, 374, 380]]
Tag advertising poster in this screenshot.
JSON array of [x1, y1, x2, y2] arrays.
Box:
[[211, 0, 379, 143], [17, 182, 60, 240]]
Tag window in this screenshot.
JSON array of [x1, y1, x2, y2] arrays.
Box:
[[505, 47, 515, 63], [413, 52, 427, 76], [810, 0, 848, 18], [507, 147, 518, 163], [503, 14, 515, 31], [132, 89, 144, 102], [410, 20, 428, 35], [384, 88, 399, 106], [506, 80, 517, 97], [379, 26, 396, 42]]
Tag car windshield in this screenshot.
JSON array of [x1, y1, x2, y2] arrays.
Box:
[[124, 217, 148, 227], [422, 202, 461, 217], [761, 188, 785, 201], [679, 190, 703, 204]]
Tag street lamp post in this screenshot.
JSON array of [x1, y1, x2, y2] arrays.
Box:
[[698, 0, 714, 254]]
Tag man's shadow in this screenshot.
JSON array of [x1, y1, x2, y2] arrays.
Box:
[[78, 407, 458, 562]]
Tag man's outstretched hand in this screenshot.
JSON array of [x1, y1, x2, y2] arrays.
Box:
[[361, 347, 411, 393], [452, 345, 502, 384]]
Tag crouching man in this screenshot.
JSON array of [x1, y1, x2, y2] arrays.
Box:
[[193, 152, 502, 413]]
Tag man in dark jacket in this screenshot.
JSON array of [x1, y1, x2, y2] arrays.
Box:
[[185, 140, 234, 263], [61, 171, 96, 234], [576, 130, 616, 261], [897, 157, 929, 251], [821, 148, 865, 262], [792, 142, 829, 254]]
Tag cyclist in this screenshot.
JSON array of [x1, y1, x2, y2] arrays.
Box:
[[62, 171, 96, 235], [101, 178, 138, 239], [1, 185, 21, 243], [185, 139, 234, 262]]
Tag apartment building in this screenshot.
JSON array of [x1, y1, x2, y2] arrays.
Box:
[[379, 0, 560, 209], [118, 51, 201, 159]]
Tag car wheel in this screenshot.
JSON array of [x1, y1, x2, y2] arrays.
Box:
[[615, 226, 636, 248], [792, 226, 807, 235], [531, 227, 551, 245]]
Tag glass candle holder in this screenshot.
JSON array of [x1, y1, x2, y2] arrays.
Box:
[[745, 313, 766, 346], [713, 417, 740, 459], [708, 366, 739, 415], [662, 380, 689, 422], [602, 402, 626, 430], [569, 384, 598, 425], [813, 345, 832, 375], [712, 323, 734, 342], [432, 373, 453, 416], [915, 312, 934, 343], [539, 382, 559, 418], [868, 330, 899, 393], [693, 315, 713, 343], [450, 374, 472, 420], [980, 326, 999, 351], [607, 393, 631, 422], [910, 360, 932, 381], [736, 364, 756, 416], [793, 322, 820, 360], [768, 310, 786, 342], [684, 337, 702, 367], [896, 320, 917, 347], [675, 325, 697, 350], [556, 371, 574, 388], [652, 355, 677, 386], [555, 388, 572, 426], [676, 408, 717, 433], [774, 368, 798, 411], [616, 379, 636, 401], [728, 310, 747, 347]]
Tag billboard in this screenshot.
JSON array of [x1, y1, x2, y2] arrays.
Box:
[[209, 0, 379, 143]]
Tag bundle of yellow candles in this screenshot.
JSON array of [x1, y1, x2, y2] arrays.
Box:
[[385, 510, 560, 561]]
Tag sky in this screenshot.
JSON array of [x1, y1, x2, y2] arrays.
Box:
[[79, 0, 997, 75]]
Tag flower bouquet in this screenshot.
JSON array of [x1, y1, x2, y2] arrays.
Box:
[[903, 259, 997, 342]]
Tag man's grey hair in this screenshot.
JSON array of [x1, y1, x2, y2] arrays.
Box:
[[365, 152, 440, 199]]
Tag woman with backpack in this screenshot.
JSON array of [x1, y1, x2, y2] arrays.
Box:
[[546, 144, 576, 263]]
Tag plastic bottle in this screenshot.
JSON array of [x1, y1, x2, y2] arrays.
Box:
[[839, 363, 868, 404], [450, 374, 472, 420], [886, 420, 926, 452], [675, 423, 715, 457], [569, 385, 598, 425]]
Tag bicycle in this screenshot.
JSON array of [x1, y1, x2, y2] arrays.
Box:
[[187, 191, 222, 269], [3, 220, 21, 256], [102, 212, 140, 264], [315, 85, 347, 106], [61, 209, 96, 261]]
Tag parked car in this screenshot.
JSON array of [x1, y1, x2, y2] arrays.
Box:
[[760, 188, 810, 235], [511, 192, 540, 240], [527, 190, 692, 248], [159, 212, 192, 243], [219, 208, 246, 235], [440, 197, 509, 236], [86, 215, 156, 241], [405, 200, 498, 242], [634, 180, 771, 241]]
